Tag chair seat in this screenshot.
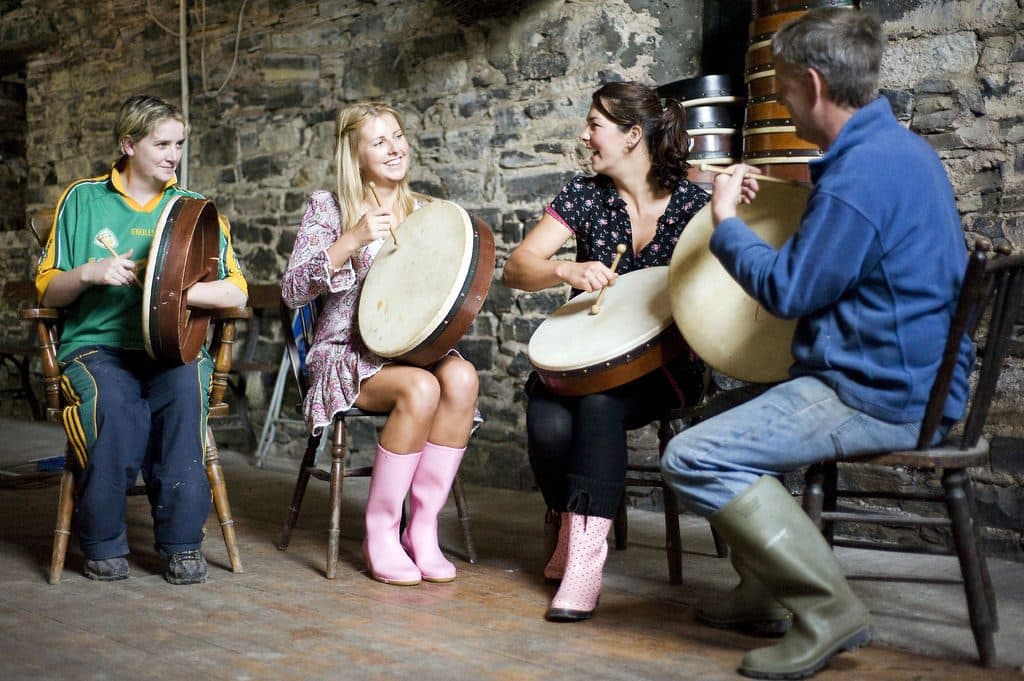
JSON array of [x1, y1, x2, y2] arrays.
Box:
[[847, 437, 989, 469]]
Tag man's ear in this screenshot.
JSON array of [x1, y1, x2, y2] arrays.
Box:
[[807, 67, 828, 107]]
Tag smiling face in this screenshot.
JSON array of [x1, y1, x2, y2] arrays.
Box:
[[122, 117, 185, 189], [357, 113, 409, 188], [578, 104, 632, 175]]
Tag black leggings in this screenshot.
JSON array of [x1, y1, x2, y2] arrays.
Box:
[[526, 365, 702, 519]]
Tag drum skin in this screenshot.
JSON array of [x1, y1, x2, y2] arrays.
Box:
[[142, 196, 221, 364], [668, 182, 810, 383], [358, 199, 495, 367], [528, 266, 686, 397]]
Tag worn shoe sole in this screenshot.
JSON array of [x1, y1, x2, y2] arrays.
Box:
[[696, 610, 791, 637], [545, 606, 594, 623], [739, 625, 873, 680], [164, 572, 208, 585], [84, 570, 129, 582]]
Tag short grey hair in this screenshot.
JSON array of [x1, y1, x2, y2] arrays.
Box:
[[772, 8, 884, 109]]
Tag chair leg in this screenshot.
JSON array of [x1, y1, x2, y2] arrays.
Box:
[[802, 462, 826, 533], [49, 467, 75, 585], [943, 468, 997, 667], [662, 484, 683, 585], [205, 428, 243, 573], [613, 493, 628, 551], [710, 526, 729, 558], [964, 476, 999, 632], [821, 462, 838, 544], [277, 432, 321, 551], [326, 421, 347, 579], [17, 356, 43, 421], [450, 472, 477, 564]]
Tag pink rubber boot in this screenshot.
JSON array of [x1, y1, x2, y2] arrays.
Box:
[[546, 513, 612, 622], [400, 442, 465, 582], [363, 444, 422, 586], [543, 511, 570, 583]]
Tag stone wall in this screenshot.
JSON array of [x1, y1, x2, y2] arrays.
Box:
[[1, 0, 1022, 557]]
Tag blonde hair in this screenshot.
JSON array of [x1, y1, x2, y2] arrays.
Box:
[[114, 95, 188, 161], [334, 102, 421, 232]]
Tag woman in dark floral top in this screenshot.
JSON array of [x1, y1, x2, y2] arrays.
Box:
[[503, 81, 709, 623]]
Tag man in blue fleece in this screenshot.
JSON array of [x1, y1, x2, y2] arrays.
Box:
[[661, 8, 971, 680]]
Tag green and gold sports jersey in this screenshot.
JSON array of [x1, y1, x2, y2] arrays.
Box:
[[35, 166, 247, 360]]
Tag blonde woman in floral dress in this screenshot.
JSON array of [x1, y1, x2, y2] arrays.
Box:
[[282, 102, 479, 586]]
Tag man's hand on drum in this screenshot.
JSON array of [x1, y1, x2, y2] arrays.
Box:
[[85, 248, 137, 288], [556, 260, 618, 293], [351, 207, 395, 246], [711, 163, 762, 227]]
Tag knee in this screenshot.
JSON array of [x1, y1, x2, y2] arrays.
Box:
[[660, 431, 706, 480], [527, 408, 572, 462], [395, 370, 441, 419], [436, 357, 479, 409]]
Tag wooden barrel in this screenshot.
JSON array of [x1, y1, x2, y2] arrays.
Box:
[[658, 74, 743, 107], [746, 70, 780, 102], [752, 0, 858, 18], [659, 74, 744, 192], [742, 1, 858, 184]]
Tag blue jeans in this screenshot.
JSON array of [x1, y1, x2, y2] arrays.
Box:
[[661, 376, 932, 517]]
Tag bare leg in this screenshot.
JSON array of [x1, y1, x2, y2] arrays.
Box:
[[355, 364, 440, 453], [427, 355, 479, 447]]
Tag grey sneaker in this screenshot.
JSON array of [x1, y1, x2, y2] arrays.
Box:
[[163, 549, 208, 585], [84, 556, 130, 581]]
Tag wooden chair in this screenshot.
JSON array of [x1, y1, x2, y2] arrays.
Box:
[[615, 411, 729, 585], [801, 242, 1024, 668], [20, 210, 248, 583], [275, 298, 478, 578]]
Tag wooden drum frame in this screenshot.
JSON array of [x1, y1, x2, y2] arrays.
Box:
[[142, 196, 222, 365], [528, 266, 686, 397]]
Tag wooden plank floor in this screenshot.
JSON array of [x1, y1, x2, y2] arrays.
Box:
[[0, 418, 1022, 680]]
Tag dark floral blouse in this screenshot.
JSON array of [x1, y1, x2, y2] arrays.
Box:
[[546, 173, 710, 293], [542, 172, 711, 405]]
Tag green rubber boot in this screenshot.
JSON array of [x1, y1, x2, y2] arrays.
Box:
[[696, 552, 791, 637], [710, 476, 872, 679]]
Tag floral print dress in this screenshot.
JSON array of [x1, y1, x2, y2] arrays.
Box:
[[281, 190, 395, 433], [282, 190, 480, 435]]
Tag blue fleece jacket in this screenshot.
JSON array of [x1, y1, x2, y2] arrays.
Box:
[[711, 97, 972, 425]]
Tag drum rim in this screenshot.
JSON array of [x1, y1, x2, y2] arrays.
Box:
[[358, 199, 476, 359], [141, 196, 183, 361], [141, 196, 218, 364], [668, 183, 807, 383]]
